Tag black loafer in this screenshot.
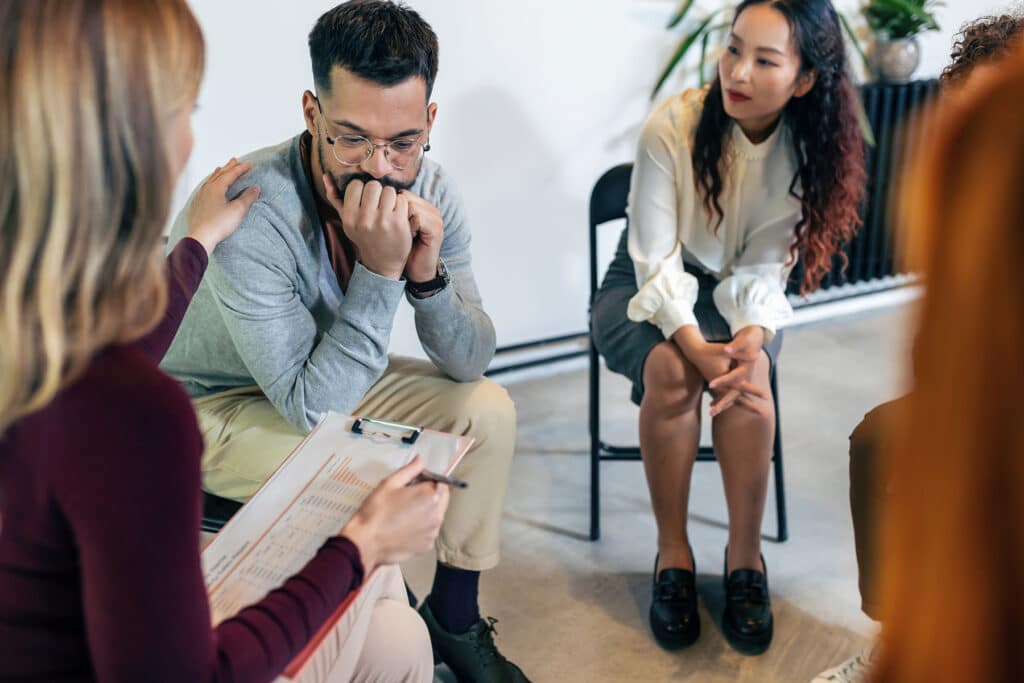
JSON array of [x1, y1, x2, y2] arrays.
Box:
[[722, 549, 773, 656], [649, 552, 700, 650]]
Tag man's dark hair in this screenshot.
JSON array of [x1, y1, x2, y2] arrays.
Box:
[[309, 0, 439, 98], [940, 14, 1024, 85]]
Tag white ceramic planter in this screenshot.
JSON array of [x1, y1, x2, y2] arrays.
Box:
[[869, 36, 921, 83]]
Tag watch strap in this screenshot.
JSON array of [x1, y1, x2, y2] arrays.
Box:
[[406, 260, 449, 295]]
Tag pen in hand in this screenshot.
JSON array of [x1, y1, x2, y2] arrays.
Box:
[[408, 469, 468, 489]]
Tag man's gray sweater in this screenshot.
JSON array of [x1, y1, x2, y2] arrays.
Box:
[[160, 134, 496, 433]]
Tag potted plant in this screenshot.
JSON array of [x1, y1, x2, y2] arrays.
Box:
[[864, 0, 943, 82], [650, 0, 729, 99]]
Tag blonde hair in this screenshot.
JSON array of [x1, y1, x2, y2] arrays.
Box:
[[0, 0, 204, 433], [872, 48, 1024, 683]]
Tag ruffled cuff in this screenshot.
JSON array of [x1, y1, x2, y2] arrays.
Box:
[[627, 270, 700, 339], [712, 272, 793, 344]]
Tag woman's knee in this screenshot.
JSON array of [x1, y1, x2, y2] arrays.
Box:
[[352, 600, 433, 683], [713, 353, 774, 430], [642, 342, 703, 412]]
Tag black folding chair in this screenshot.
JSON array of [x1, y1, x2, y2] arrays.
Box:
[[587, 163, 789, 543]]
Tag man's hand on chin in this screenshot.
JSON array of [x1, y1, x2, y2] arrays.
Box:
[[401, 190, 444, 283], [324, 175, 412, 280]]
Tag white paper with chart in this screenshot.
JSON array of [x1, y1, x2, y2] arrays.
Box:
[[201, 412, 472, 641]]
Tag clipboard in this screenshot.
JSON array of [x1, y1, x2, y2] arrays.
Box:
[[350, 416, 423, 444], [200, 412, 473, 682]]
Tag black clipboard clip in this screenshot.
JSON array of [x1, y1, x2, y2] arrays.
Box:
[[351, 416, 423, 445]]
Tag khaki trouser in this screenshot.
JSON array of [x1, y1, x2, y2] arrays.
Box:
[[195, 356, 517, 571], [275, 563, 433, 683], [849, 395, 910, 621]]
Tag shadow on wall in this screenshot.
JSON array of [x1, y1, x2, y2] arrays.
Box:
[[438, 85, 590, 345]]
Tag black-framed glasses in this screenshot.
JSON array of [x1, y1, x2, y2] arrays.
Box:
[[315, 98, 430, 171]]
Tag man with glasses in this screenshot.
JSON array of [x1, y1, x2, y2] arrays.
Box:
[[161, 2, 528, 681]]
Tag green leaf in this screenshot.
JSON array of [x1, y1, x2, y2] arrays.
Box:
[[854, 95, 876, 147], [839, 12, 870, 72], [652, 12, 720, 99], [666, 0, 697, 29], [699, 28, 712, 87], [700, 22, 731, 86], [867, 0, 940, 34]]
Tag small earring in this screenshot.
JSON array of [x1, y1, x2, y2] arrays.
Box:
[[423, 143, 432, 152]]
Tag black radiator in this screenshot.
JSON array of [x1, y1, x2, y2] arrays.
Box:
[[787, 78, 941, 295]]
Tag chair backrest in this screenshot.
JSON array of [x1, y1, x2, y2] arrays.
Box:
[[588, 163, 634, 297]]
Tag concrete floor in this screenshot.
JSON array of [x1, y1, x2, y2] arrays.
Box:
[[403, 303, 914, 682]]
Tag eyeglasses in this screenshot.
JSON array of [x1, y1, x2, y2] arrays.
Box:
[[315, 99, 430, 171]]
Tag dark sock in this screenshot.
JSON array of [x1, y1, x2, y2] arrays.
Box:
[[426, 563, 481, 634]]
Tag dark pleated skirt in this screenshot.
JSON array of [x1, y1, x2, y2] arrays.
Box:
[[590, 227, 782, 405]]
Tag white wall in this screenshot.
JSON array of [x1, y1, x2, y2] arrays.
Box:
[[182, 0, 1016, 357]]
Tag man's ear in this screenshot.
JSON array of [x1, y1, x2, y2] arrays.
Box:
[[426, 101, 438, 136], [302, 90, 319, 136], [793, 68, 818, 98]]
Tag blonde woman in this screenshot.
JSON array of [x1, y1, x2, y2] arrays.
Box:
[[0, 1, 444, 681]]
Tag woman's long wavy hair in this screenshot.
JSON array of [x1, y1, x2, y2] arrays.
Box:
[[871, 49, 1024, 683], [0, 0, 204, 434], [692, 0, 865, 295]]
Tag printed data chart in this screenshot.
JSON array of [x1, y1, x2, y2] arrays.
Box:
[[203, 413, 473, 625]]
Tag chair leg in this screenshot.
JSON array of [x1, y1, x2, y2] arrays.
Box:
[[770, 368, 788, 543], [772, 443, 788, 543], [589, 343, 601, 541]]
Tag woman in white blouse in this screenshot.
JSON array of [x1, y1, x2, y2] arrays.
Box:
[[591, 0, 865, 655]]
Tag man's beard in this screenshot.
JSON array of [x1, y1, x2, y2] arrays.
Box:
[[334, 170, 415, 196], [318, 136, 417, 198]]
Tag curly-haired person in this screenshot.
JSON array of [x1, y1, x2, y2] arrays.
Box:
[[941, 13, 1024, 84]]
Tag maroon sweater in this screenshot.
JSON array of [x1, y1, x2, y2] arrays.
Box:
[[0, 237, 365, 682]]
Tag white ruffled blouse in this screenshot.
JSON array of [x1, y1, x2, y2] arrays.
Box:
[[625, 88, 801, 343]]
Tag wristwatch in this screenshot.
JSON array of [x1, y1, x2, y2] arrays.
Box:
[[406, 259, 450, 298]]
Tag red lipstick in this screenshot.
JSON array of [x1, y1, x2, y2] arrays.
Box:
[[726, 88, 751, 103]]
